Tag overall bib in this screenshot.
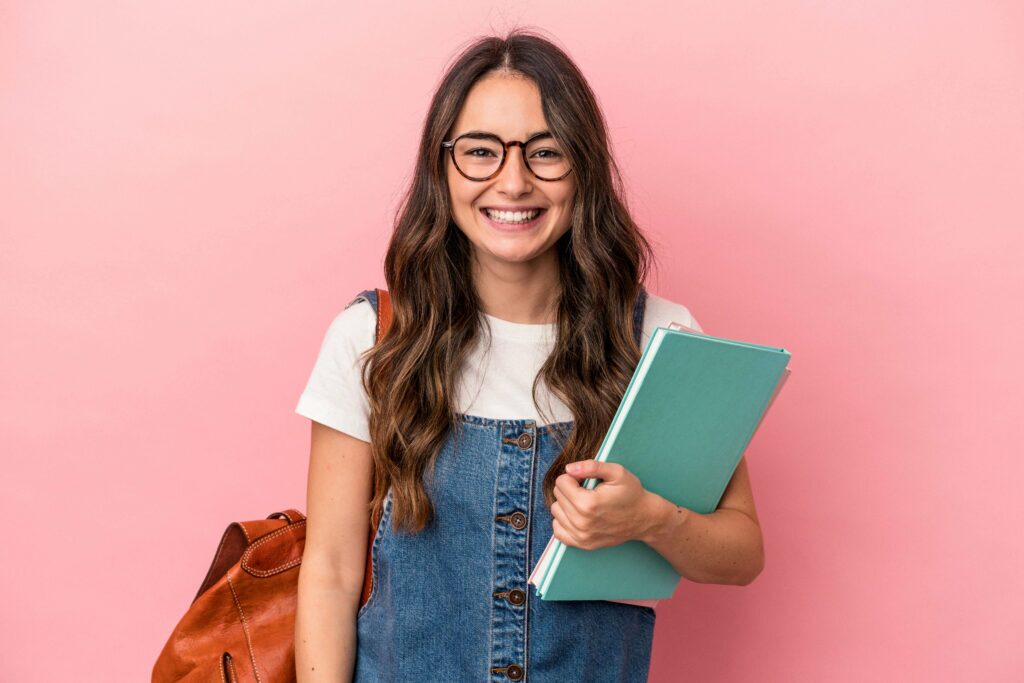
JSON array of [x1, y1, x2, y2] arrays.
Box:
[[352, 288, 656, 682]]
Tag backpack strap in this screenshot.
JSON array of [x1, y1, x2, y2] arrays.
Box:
[[192, 512, 305, 603], [347, 288, 393, 343]]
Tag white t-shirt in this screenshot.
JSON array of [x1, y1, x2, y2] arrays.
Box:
[[295, 293, 702, 443]]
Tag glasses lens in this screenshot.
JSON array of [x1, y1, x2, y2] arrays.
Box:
[[452, 135, 503, 180], [524, 135, 570, 180]]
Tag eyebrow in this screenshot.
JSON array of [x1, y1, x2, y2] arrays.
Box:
[[457, 129, 552, 139]]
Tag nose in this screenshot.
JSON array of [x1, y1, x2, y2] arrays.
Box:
[[495, 145, 532, 197]]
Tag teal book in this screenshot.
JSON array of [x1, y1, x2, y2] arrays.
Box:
[[528, 325, 791, 601]]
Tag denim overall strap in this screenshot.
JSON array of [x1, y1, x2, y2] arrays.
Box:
[[347, 288, 378, 312]]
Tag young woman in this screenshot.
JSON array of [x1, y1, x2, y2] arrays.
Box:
[[294, 30, 764, 682]]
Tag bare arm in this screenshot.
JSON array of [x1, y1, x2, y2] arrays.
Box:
[[295, 421, 374, 682], [639, 456, 765, 585]]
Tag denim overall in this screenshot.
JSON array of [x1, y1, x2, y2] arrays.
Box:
[[351, 288, 655, 682]]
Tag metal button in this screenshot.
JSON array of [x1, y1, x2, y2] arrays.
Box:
[[506, 664, 524, 680], [516, 432, 534, 449], [509, 511, 527, 529], [507, 589, 525, 605]]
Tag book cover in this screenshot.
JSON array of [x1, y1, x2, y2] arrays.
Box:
[[530, 325, 791, 601]]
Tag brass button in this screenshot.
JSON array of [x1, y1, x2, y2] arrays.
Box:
[[509, 511, 527, 529], [508, 589, 525, 605], [506, 664, 524, 680], [516, 432, 534, 449]]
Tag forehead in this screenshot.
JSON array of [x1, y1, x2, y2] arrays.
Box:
[[450, 72, 547, 139]]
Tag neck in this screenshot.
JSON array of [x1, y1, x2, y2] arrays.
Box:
[[471, 250, 561, 324]]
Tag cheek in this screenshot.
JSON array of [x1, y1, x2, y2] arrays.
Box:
[[552, 185, 576, 227], [563, 181, 577, 207], [551, 180, 575, 211], [446, 171, 476, 216]]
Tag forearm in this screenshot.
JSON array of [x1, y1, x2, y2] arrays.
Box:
[[638, 492, 764, 586], [295, 563, 360, 682]]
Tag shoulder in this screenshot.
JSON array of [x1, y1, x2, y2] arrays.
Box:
[[296, 295, 379, 441], [320, 296, 377, 358], [641, 291, 703, 343]]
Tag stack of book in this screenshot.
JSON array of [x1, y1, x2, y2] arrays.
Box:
[[528, 321, 791, 607]]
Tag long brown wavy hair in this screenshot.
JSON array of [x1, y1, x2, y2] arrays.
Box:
[[361, 28, 655, 533]]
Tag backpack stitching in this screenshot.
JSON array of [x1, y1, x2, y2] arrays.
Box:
[[226, 573, 262, 683], [240, 521, 307, 577]]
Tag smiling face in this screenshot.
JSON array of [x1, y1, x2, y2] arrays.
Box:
[[445, 71, 575, 277]]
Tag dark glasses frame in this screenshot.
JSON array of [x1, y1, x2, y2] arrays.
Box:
[[440, 131, 573, 182]]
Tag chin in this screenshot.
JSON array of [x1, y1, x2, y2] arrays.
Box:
[[481, 243, 546, 264]]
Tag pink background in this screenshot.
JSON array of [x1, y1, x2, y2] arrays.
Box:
[[3, 2, 1022, 681]]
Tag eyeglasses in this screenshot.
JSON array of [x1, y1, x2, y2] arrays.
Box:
[[441, 131, 573, 182]]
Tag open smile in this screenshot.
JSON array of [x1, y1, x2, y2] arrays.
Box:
[[479, 207, 547, 231]]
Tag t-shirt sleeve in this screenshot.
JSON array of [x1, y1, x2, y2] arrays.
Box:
[[686, 310, 703, 333], [641, 292, 703, 345], [294, 299, 377, 442]]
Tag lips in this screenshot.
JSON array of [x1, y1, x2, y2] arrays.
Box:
[[479, 207, 547, 231], [477, 206, 544, 218]]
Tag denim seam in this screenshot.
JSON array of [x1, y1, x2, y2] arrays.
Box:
[[523, 428, 539, 681], [486, 431, 500, 681], [356, 486, 391, 621]]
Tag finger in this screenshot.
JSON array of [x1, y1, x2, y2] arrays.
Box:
[[550, 499, 584, 541], [552, 493, 593, 536], [554, 479, 598, 533], [554, 473, 589, 518], [565, 459, 626, 483], [551, 517, 583, 548], [561, 472, 600, 512]]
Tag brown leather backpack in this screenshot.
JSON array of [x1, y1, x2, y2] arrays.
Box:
[[153, 289, 393, 682]]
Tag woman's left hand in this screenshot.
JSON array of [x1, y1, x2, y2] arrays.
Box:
[[550, 459, 657, 550]]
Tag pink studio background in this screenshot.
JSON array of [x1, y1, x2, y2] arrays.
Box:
[[2, 2, 1022, 681]]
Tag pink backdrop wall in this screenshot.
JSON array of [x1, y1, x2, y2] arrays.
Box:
[[3, 2, 1022, 681]]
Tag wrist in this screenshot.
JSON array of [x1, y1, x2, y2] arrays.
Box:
[[638, 491, 688, 546]]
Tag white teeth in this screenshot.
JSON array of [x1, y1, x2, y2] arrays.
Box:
[[484, 208, 541, 223]]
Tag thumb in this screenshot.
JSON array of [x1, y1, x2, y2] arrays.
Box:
[[565, 459, 616, 481]]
